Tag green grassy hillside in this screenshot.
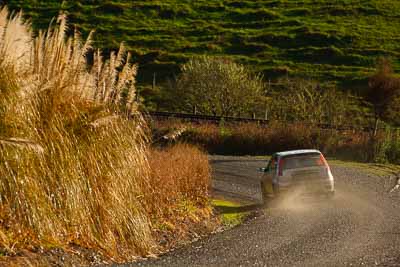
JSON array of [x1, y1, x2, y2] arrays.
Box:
[[6, 0, 400, 89]]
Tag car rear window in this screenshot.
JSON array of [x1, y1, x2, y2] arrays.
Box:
[[282, 153, 324, 170]]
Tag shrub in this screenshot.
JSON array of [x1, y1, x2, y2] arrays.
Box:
[[146, 144, 211, 223], [366, 58, 400, 134], [386, 132, 400, 164], [373, 127, 400, 164], [267, 78, 362, 126], [169, 56, 266, 117]]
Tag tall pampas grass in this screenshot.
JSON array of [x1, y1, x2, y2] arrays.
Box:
[[0, 7, 153, 260]]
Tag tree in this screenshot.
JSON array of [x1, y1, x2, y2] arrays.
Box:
[[366, 58, 400, 135], [268, 78, 357, 126], [171, 56, 265, 117]]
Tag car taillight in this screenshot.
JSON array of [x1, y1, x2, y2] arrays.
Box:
[[278, 159, 284, 176], [319, 154, 329, 169], [320, 154, 330, 171]]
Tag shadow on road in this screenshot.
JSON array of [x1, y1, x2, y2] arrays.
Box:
[[213, 204, 262, 214], [209, 158, 266, 165]]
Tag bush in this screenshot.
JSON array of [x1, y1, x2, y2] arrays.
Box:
[[386, 129, 400, 164], [373, 128, 400, 164], [169, 56, 266, 117], [267, 78, 363, 126], [147, 144, 211, 222]]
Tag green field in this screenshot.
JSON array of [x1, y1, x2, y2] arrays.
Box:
[[6, 0, 400, 91]]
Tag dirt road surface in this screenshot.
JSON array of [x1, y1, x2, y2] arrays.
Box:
[[123, 156, 400, 267]]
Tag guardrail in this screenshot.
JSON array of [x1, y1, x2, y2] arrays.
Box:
[[147, 111, 269, 124], [146, 111, 398, 132]]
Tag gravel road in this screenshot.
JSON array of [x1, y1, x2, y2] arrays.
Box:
[[123, 156, 400, 267]]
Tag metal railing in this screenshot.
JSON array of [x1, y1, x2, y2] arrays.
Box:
[[147, 111, 269, 124], [146, 111, 398, 132]]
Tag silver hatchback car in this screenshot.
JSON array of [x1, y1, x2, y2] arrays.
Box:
[[260, 149, 335, 202]]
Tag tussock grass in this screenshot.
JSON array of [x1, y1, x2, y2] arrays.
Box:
[[147, 144, 210, 222], [0, 7, 151, 260], [0, 8, 213, 262], [146, 144, 212, 250]]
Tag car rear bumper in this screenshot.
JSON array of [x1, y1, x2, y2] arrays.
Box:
[[275, 180, 334, 195]]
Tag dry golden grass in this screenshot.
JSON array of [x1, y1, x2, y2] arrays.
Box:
[[147, 144, 210, 220], [152, 119, 400, 163], [0, 7, 213, 263], [146, 144, 212, 249], [0, 7, 149, 261]]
